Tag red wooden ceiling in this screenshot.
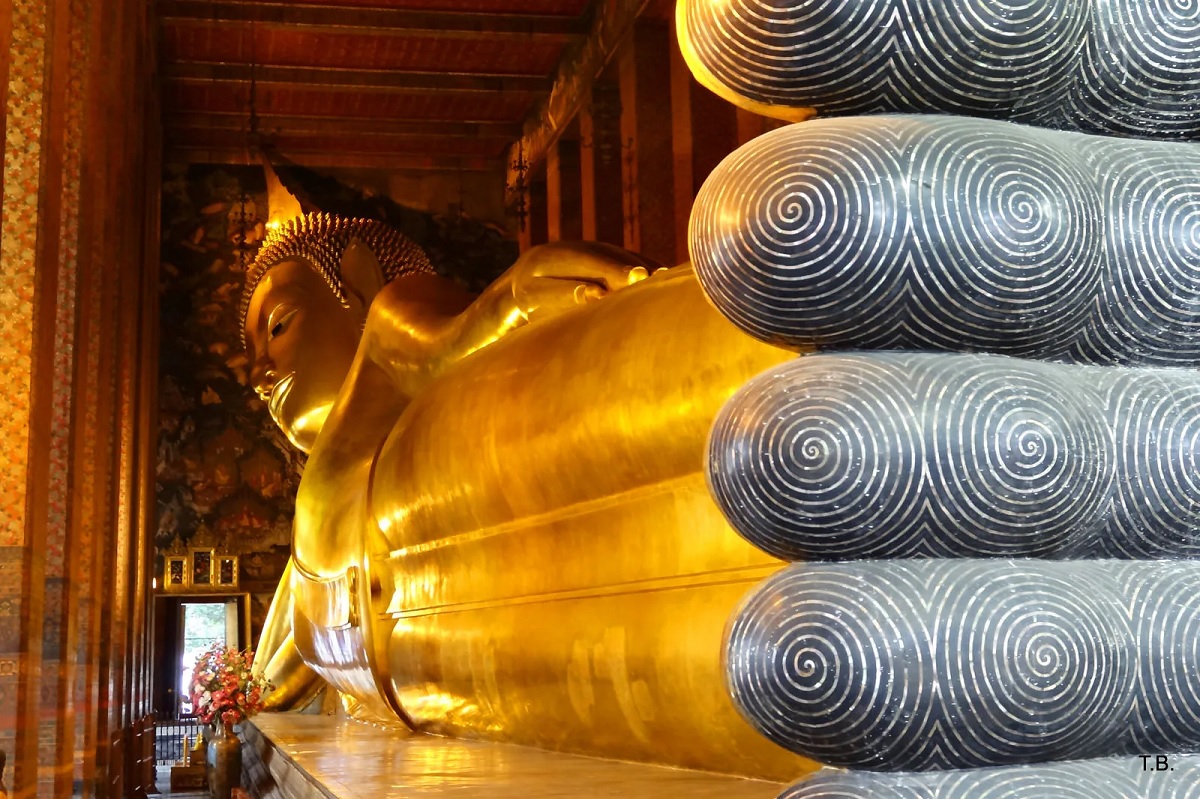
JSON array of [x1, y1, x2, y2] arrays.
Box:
[[158, 0, 593, 170]]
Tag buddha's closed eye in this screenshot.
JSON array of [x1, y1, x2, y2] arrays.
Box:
[[268, 308, 298, 341]]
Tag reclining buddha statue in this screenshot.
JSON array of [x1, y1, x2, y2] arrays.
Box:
[[248, 0, 1200, 794], [245, 166, 811, 779]]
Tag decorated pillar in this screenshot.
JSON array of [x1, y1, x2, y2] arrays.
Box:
[[0, 0, 158, 795], [579, 80, 624, 246], [546, 138, 583, 242], [618, 21, 676, 264]]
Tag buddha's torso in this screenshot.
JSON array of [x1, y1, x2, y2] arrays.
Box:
[[284, 268, 818, 779]]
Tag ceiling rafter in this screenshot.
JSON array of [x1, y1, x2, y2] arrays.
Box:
[[164, 145, 503, 172], [159, 0, 587, 40], [165, 112, 523, 139], [164, 62, 551, 93]]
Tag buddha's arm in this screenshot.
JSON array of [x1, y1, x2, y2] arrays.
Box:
[[254, 556, 324, 711], [363, 242, 656, 390]]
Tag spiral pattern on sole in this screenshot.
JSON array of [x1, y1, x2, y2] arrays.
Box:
[[679, 0, 1200, 139], [726, 560, 1166, 770], [691, 116, 1200, 365], [710, 352, 1200, 561]]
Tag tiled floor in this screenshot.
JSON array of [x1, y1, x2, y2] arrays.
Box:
[[248, 714, 785, 799]]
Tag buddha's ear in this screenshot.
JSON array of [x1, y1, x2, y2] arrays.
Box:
[[340, 239, 386, 319]]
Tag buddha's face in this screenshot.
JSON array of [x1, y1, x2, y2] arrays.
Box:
[[244, 259, 363, 453]]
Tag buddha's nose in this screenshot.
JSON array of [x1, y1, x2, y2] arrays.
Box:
[[251, 356, 277, 401]]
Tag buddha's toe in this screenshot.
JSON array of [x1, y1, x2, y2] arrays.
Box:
[[678, 0, 1200, 138], [726, 560, 1200, 771], [690, 116, 1200, 366], [709, 352, 1200, 561]]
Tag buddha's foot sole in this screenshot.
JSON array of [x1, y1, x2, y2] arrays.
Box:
[[727, 559, 1200, 770], [691, 115, 1200, 366]]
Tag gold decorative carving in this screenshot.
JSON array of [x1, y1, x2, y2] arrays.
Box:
[[165, 555, 189, 590], [189, 548, 214, 587]]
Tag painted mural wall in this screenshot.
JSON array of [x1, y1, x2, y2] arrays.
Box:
[[158, 164, 299, 640]]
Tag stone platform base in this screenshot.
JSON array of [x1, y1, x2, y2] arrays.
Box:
[[241, 714, 783, 799]]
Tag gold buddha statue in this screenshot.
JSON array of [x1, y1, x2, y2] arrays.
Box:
[[245, 166, 813, 781], [245, 0, 1200, 792]]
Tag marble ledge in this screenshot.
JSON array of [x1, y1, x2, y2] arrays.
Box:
[[244, 713, 785, 799]]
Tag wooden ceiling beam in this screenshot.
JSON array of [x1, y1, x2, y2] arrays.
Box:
[[164, 62, 550, 93], [163, 128, 511, 158], [158, 0, 586, 40], [164, 112, 523, 139], [165, 145, 504, 172]]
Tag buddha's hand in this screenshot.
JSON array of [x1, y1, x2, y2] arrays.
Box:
[[507, 241, 658, 323], [258, 632, 326, 712]]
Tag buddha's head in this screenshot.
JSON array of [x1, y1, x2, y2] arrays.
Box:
[[241, 212, 433, 453]]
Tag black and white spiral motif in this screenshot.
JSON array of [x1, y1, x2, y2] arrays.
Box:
[[728, 560, 1200, 771], [690, 120, 909, 346], [692, 116, 1200, 365], [933, 563, 1131, 767], [707, 354, 925, 560], [725, 563, 935, 768], [712, 353, 1200, 560], [1071, 138, 1200, 365], [1112, 562, 1200, 753], [1092, 368, 1200, 558], [917, 357, 1109, 556], [681, 0, 1081, 118], [680, 0, 1200, 139], [709, 353, 1111, 560], [1066, 0, 1200, 138], [778, 756, 1200, 799], [906, 125, 1099, 352]]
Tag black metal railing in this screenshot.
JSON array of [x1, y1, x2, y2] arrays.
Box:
[[153, 713, 205, 766]]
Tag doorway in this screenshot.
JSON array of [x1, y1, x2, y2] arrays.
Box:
[[153, 594, 250, 719]]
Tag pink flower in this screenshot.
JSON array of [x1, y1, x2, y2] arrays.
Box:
[[188, 645, 271, 723]]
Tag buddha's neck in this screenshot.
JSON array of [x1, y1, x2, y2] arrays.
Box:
[[308, 354, 408, 477]]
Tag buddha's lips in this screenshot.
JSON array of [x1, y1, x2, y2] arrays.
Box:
[[269, 373, 294, 420]]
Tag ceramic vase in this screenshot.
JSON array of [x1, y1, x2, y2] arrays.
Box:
[[205, 721, 241, 799]]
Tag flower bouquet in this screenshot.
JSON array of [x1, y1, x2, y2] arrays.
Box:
[[189, 643, 272, 728]]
